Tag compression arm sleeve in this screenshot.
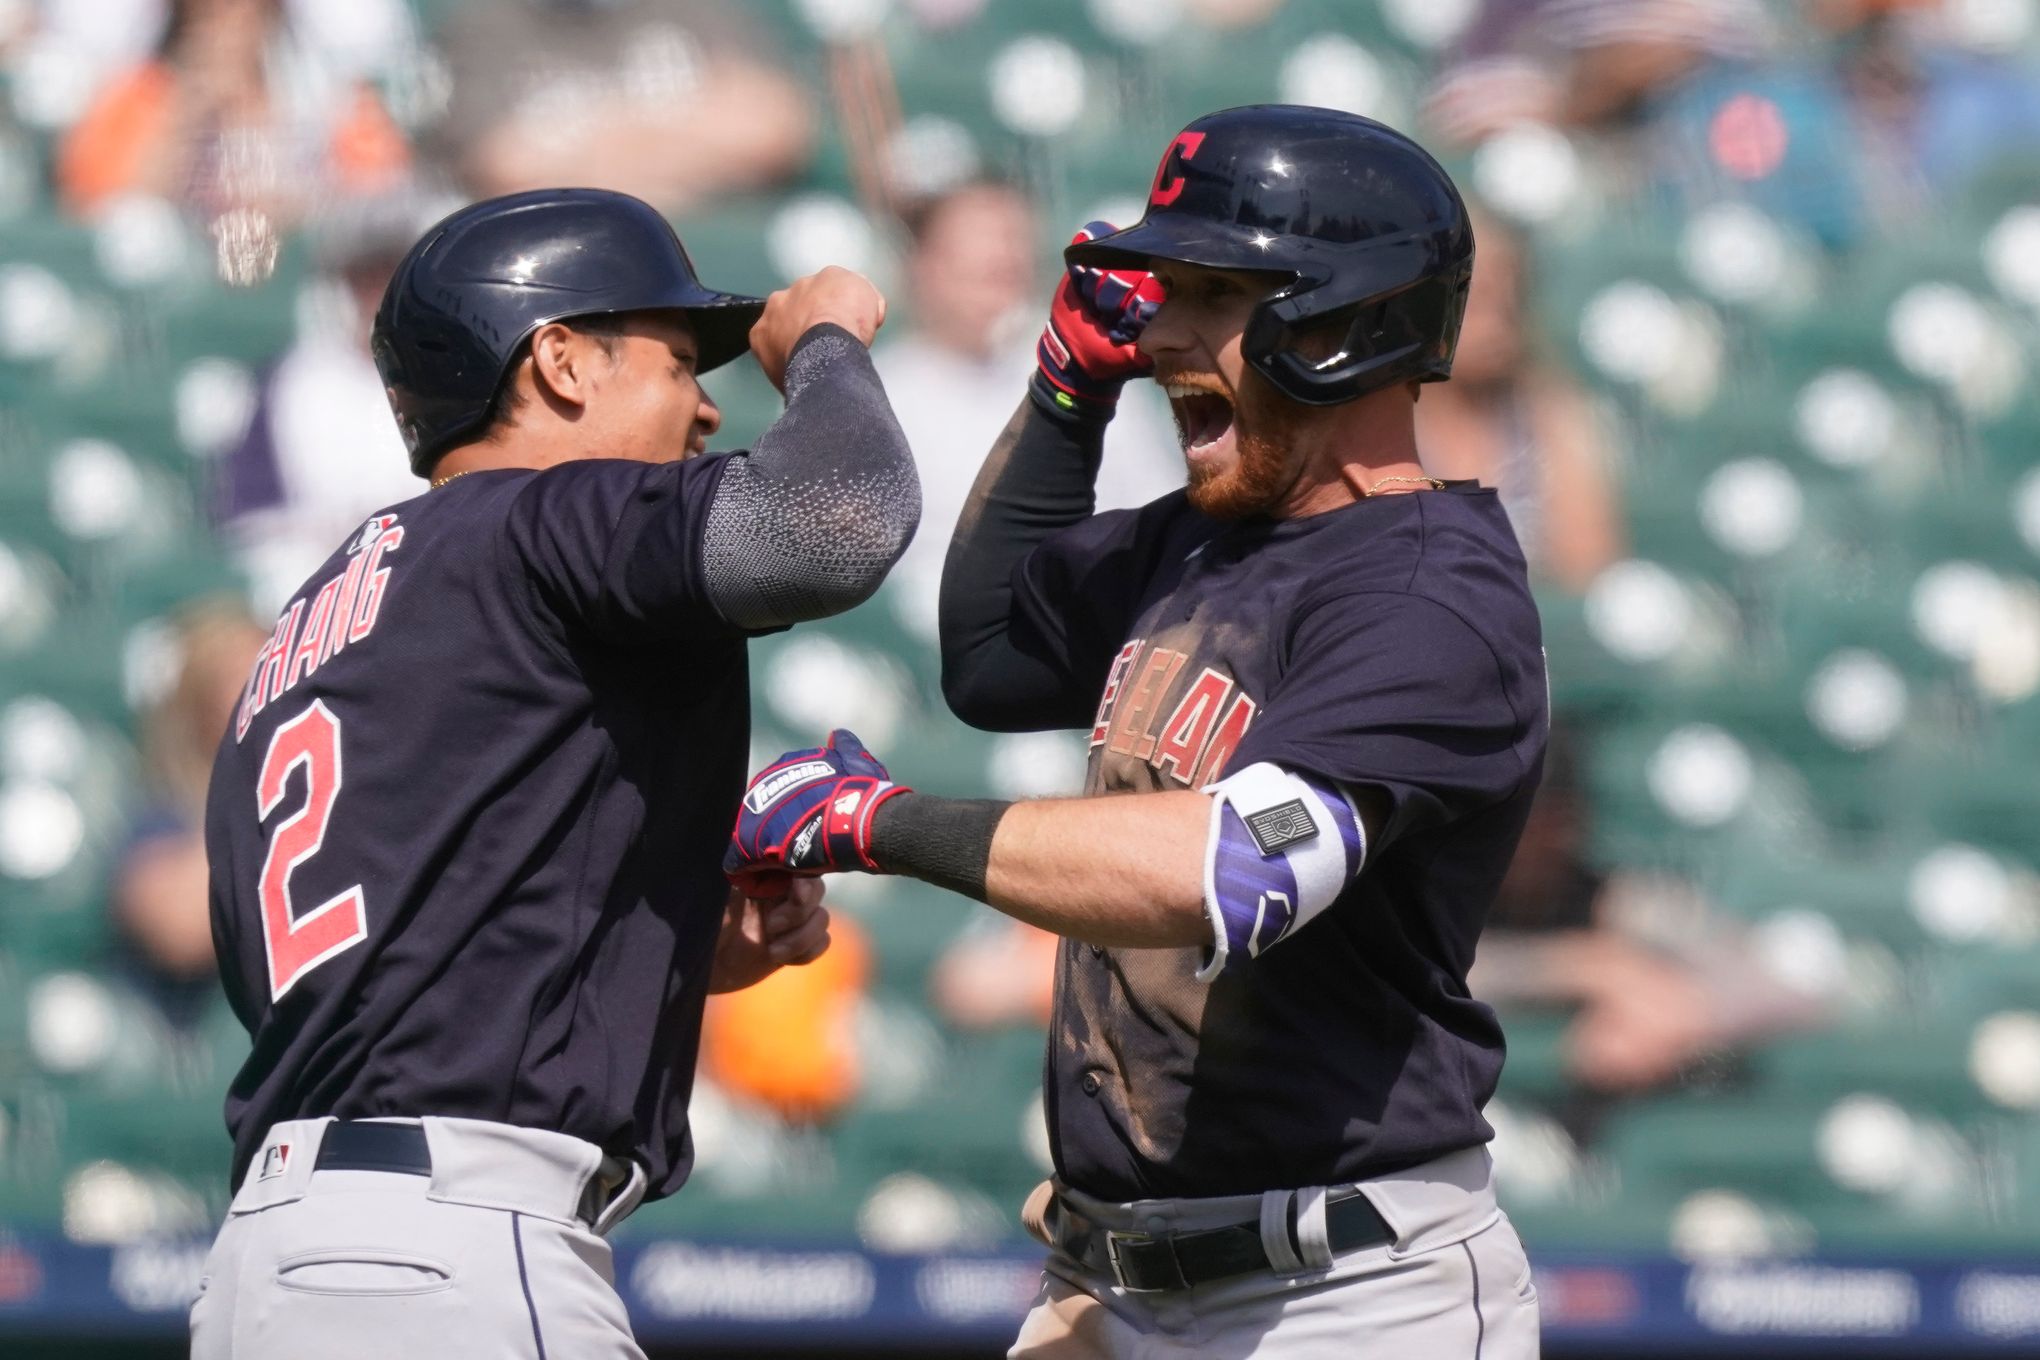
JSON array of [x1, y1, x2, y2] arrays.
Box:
[[937, 387, 1109, 725], [701, 324, 921, 631], [868, 793, 1012, 902]]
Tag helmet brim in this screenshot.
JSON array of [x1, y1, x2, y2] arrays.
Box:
[[1064, 215, 1308, 279], [489, 285, 765, 374], [679, 292, 767, 375]]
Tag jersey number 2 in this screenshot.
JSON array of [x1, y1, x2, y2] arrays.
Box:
[[256, 700, 367, 1001]]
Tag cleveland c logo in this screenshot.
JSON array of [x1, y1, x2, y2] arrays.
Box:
[[1149, 131, 1207, 208]]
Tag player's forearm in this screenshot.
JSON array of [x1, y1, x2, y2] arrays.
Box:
[[870, 789, 1210, 948], [1465, 930, 1608, 1006], [988, 794, 1210, 945], [701, 324, 920, 629], [937, 392, 1108, 724]]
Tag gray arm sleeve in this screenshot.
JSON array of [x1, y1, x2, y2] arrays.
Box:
[[700, 324, 921, 631]]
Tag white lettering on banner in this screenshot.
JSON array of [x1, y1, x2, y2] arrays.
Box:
[[109, 1243, 209, 1312], [914, 1258, 1041, 1322], [630, 1244, 875, 1320], [1686, 1264, 1919, 1336], [1957, 1272, 2040, 1338]]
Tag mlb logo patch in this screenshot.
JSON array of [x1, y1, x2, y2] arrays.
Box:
[[347, 513, 397, 555], [258, 1142, 292, 1181], [1245, 799, 1317, 856]]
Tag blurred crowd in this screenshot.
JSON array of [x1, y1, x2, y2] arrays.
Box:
[[1, 0, 2037, 1251]]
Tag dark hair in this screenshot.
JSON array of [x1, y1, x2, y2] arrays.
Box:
[[472, 313, 633, 449]]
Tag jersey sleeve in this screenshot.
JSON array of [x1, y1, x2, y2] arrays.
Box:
[[996, 505, 1158, 710], [1228, 591, 1536, 850], [502, 453, 752, 646]]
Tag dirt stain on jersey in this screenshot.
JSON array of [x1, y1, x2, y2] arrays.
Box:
[[1062, 612, 1268, 1164]]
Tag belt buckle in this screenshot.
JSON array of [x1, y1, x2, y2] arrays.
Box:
[[1104, 1229, 1188, 1293]]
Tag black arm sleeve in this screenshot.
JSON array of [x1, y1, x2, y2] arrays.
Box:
[[937, 389, 1116, 729], [868, 793, 1011, 903], [701, 324, 921, 630]]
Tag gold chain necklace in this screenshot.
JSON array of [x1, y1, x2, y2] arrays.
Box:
[[431, 469, 480, 489], [1361, 474, 1446, 497]]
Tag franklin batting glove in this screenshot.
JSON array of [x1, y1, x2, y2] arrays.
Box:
[[1032, 222, 1164, 416], [724, 729, 911, 894]]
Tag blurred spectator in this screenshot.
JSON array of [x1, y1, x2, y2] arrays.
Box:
[[26, 0, 419, 79], [1429, 0, 1882, 245], [898, 0, 1287, 37], [213, 191, 434, 614], [874, 180, 1181, 640], [1470, 731, 1830, 1111], [701, 912, 871, 1124], [426, 0, 813, 211], [1430, 0, 1774, 145], [1417, 208, 1624, 592], [112, 603, 266, 1030], [1820, 3, 2040, 215], [56, 0, 411, 222], [1432, 0, 2040, 241], [1545, 0, 1773, 129], [930, 917, 1057, 1031]]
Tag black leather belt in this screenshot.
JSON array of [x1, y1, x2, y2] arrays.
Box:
[[314, 1120, 432, 1176], [1049, 1190, 1392, 1293]]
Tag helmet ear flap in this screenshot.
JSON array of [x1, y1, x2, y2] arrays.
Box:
[[1243, 267, 1470, 405]]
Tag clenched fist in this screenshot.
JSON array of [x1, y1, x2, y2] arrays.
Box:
[[1033, 221, 1162, 413], [749, 266, 887, 391], [708, 876, 832, 994]]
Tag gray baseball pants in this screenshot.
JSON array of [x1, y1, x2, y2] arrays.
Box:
[[190, 1116, 648, 1360], [1010, 1147, 1540, 1358]]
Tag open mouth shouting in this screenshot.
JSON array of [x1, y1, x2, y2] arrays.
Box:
[[1160, 376, 1237, 466]]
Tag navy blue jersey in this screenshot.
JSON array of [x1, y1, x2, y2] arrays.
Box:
[[1015, 484, 1547, 1201], [205, 455, 757, 1197]]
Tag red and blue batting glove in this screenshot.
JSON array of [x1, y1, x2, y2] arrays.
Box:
[[1033, 222, 1164, 416], [724, 729, 911, 896]]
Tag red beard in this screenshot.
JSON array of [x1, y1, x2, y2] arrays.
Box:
[[1183, 379, 1306, 520]]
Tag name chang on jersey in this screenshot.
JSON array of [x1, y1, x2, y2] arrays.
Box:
[[236, 514, 405, 741]]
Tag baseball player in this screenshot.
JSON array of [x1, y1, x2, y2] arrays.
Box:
[[194, 188, 919, 1358], [724, 106, 1547, 1357]]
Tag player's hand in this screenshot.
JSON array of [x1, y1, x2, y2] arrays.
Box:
[[751, 266, 888, 391], [1563, 940, 1722, 1093], [708, 878, 831, 994], [724, 729, 911, 893], [1033, 222, 1163, 414]]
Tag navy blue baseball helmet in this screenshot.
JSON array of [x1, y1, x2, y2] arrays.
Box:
[[373, 188, 766, 473], [1067, 105, 1473, 406]]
